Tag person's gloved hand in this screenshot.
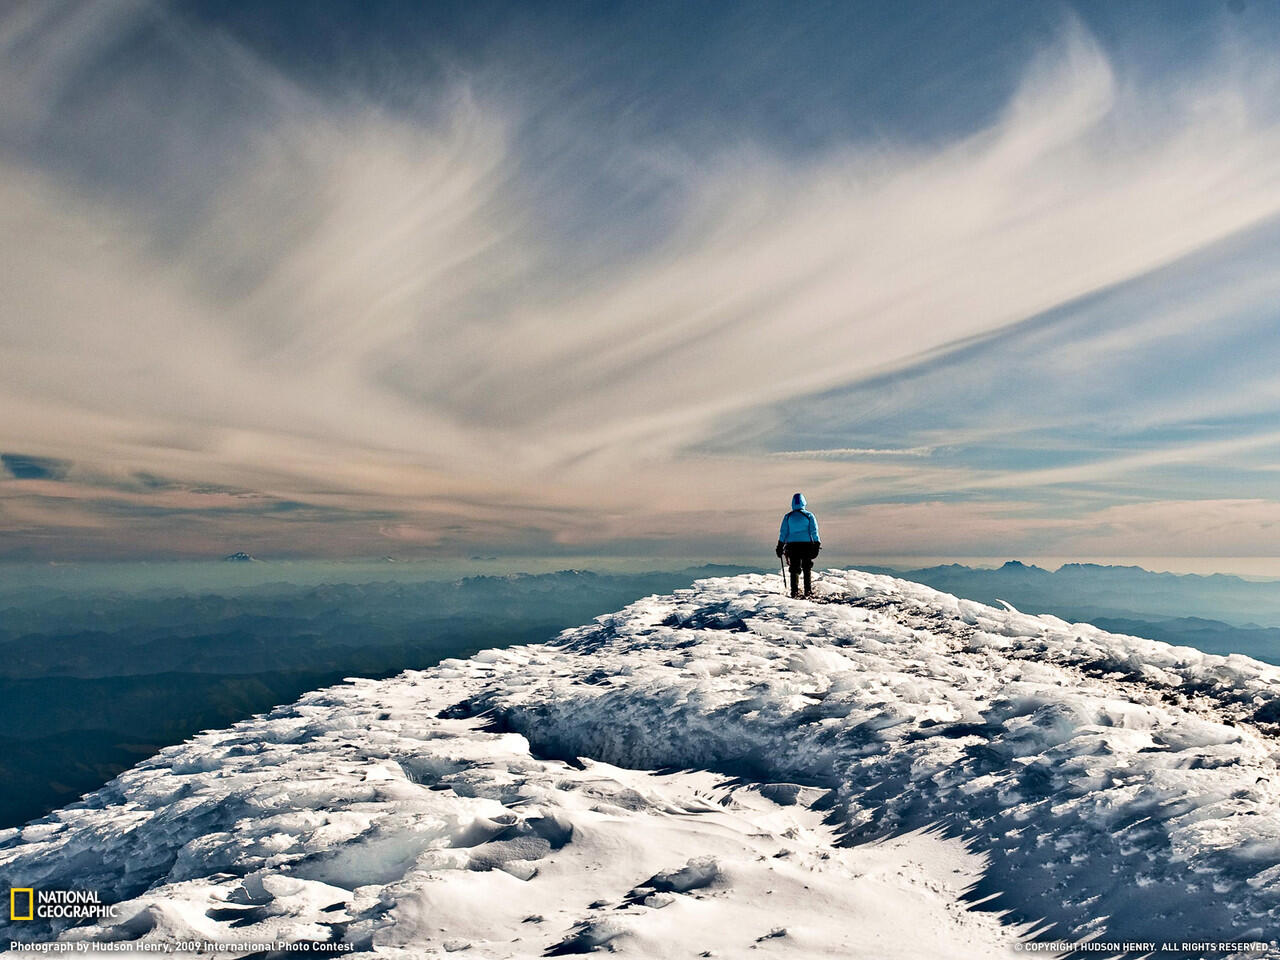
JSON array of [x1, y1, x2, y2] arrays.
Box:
[[775, 543, 784, 558]]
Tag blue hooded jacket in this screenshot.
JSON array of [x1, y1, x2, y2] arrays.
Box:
[[778, 492, 820, 543]]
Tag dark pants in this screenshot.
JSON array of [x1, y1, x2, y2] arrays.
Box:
[[783, 542, 820, 596]]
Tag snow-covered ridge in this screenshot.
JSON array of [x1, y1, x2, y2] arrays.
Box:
[[2, 570, 1279, 958]]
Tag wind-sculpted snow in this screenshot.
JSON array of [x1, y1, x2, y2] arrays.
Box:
[[3, 570, 1280, 958]]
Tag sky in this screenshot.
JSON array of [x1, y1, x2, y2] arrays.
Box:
[[5, 0, 1280, 567]]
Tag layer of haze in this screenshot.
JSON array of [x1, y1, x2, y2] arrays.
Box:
[[5, 1, 1280, 561]]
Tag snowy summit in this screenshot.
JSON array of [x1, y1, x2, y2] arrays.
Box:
[[3, 570, 1280, 958]]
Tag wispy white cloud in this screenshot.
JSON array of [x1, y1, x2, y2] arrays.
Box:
[[812, 497, 1280, 561], [5, 5, 1280, 557], [771, 448, 935, 459]]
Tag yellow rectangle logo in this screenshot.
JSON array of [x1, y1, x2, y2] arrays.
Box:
[[10, 887, 34, 921]]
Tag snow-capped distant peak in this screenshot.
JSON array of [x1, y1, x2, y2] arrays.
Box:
[[3, 570, 1279, 958]]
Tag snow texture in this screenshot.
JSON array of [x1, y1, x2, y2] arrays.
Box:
[[3, 570, 1280, 958]]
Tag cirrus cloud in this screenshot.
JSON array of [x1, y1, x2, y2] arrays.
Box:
[[4, 3, 1280, 561]]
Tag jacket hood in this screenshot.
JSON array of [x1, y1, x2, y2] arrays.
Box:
[[791, 492, 806, 511]]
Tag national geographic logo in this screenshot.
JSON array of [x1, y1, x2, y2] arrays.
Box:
[[10, 888, 32, 921], [9, 888, 119, 921]]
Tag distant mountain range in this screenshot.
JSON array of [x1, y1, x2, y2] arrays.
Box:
[[863, 559, 1280, 628]]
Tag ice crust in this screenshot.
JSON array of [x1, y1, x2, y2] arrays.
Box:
[[2, 570, 1279, 957]]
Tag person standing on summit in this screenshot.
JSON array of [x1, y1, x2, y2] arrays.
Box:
[[776, 492, 821, 598]]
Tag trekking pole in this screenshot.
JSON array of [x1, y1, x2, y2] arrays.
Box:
[[779, 554, 787, 594]]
